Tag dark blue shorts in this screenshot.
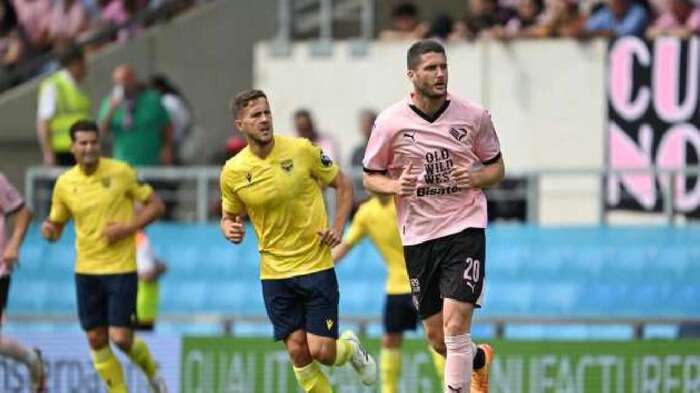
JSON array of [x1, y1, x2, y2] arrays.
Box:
[[75, 272, 137, 331], [0, 276, 10, 318], [262, 268, 339, 341], [384, 294, 419, 333]]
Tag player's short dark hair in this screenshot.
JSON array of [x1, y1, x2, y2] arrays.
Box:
[[231, 89, 267, 117], [407, 39, 446, 70], [57, 45, 85, 68], [69, 119, 99, 142]]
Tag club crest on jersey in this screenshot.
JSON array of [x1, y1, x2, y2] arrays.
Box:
[[402, 130, 417, 144], [449, 127, 468, 142], [281, 159, 294, 172], [320, 152, 333, 167], [326, 319, 334, 331], [246, 173, 252, 182], [101, 177, 111, 189]]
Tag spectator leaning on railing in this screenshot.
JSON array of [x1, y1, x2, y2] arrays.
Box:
[[578, 0, 650, 37], [646, 0, 700, 38]]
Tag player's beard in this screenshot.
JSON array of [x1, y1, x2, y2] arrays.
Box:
[[415, 81, 446, 100]]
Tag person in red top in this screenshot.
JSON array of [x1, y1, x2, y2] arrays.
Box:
[[363, 39, 505, 393]]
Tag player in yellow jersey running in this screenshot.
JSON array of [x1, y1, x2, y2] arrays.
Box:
[[333, 194, 491, 392], [41, 120, 169, 393], [219, 89, 376, 392]]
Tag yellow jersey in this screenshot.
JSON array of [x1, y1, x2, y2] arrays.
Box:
[[344, 197, 410, 294], [49, 158, 153, 274], [220, 135, 339, 279]]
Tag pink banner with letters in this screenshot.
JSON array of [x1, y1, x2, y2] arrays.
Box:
[[607, 36, 700, 215]]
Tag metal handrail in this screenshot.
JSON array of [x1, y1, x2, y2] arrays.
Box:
[[8, 312, 698, 339], [25, 165, 700, 224]]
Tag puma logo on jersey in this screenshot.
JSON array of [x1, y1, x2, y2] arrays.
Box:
[[402, 130, 416, 143]]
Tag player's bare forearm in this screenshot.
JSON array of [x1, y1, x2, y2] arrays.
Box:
[[132, 193, 165, 231], [473, 157, 505, 189], [7, 206, 32, 251], [329, 170, 353, 234], [36, 120, 53, 165], [363, 172, 399, 195], [332, 242, 352, 264]]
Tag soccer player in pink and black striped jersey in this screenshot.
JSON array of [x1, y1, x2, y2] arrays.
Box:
[[362, 40, 505, 393]]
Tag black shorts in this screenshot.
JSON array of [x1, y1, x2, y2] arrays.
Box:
[[75, 272, 138, 331], [0, 276, 10, 319], [384, 294, 418, 333], [262, 268, 339, 341], [404, 227, 486, 320]]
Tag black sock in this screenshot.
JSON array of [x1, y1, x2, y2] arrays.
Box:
[[473, 347, 486, 370]]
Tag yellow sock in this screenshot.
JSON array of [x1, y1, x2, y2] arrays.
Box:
[[293, 361, 333, 392], [91, 346, 127, 393], [127, 336, 157, 378], [429, 345, 445, 383], [333, 338, 353, 366], [380, 348, 401, 393]]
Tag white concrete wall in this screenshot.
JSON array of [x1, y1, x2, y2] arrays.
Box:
[[254, 40, 609, 224]]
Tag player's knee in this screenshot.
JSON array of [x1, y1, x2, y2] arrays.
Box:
[[86, 329, 109, 350], [425, 329, 445, 354], [443, 315, 468, 336], [310, 343, 335, 366], [111, 335, 133, 353], [287, 341, 313, 366]]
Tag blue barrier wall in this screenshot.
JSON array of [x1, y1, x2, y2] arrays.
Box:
[[9, 224, 700, 322]]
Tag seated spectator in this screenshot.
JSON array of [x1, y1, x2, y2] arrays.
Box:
[[11, 0, 50, 51], [379, 2, 427, 41], [456, 0, 518, 40], [499, 0, 546, 38], [293, 109, 339, 163], [101, 0, 145, 42], [0, 0, 24, 85], [580, 0, 650, 37], [48, 0, 89, 45], [646, 0, 700, 38], [150, 74, 196, 164], [536, 0, 586, 37], [426, 14, 455, 41]]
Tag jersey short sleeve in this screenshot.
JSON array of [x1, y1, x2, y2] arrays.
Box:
[[0, 174, 23, 214], [49, 177, 71, 224], [124, 165, 154, 202], [475, 110, 501, 164], [220, 165, 244, 215], [302, 139, 339, 186], [344, 207, 367, 246], [362, 117, 393, 173]]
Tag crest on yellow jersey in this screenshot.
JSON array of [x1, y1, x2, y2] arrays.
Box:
[[101, 177, 111, 188], [281, 159, 294, 172]]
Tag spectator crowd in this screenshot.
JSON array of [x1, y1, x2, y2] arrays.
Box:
[[0, 0, 201, 90], [380, 0, 700, 42]]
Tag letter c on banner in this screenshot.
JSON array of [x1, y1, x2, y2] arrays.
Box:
[[609, 37, 651, 121], [653, 37, 699, 123]]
